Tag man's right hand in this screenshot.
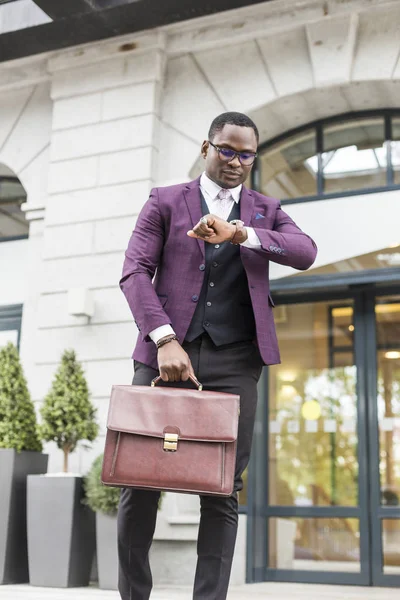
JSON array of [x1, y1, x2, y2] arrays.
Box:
[[157, 340, 195, 382]]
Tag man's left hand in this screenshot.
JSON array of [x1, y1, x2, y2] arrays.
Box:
[[187, 214, 246, 244]]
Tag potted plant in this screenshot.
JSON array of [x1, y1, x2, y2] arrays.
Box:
[[0, 343, 48, 585], [84, 454, 164, 590], [27, 349, 99, 587], [84, 454, 121, 590]]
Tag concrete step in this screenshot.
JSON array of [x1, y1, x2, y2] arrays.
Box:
[[1, 583, 399, 600]]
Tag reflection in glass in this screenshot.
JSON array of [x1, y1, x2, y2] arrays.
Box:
[[376, 297, 400, 506], [259, 130, 316, 200], [382, 519, 400, 574], [393, 119, 400, 185], [268, 517, 360, 571], [0, 330, 19, 348], [321, 119, 386, 194], [269, 301, 358, 507], [239, 467, 248, 506], [0, 163, 28, 238]]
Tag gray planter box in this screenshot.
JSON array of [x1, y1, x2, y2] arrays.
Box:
[[27, 475, 95, 587], [0, 449, 48, 585], [96, 512, 118, 590]]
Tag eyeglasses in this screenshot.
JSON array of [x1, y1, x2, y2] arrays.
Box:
[[208, 141, 257, 166]]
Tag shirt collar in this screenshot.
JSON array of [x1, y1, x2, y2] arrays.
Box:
[[200, 172, 242, 204]]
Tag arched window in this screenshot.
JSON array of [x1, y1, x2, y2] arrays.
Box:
[[0, 164, 28, 241], [256, 111, 400, 204]]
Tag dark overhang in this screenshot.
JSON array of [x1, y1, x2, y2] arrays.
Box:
[[0, 0, 269, 64]]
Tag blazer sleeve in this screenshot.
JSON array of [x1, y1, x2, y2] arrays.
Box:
[[251, 204, 317, 271], [119, 188, 171, 341]]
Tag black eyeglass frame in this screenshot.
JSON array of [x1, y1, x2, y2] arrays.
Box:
[[208, 140, 258, 166]]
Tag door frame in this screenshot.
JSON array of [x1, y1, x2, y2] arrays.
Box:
[[246, 275, 400, 586], [365, 289, 400, 587]]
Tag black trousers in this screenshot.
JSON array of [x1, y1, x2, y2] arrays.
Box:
[[117, 334, 263, 600]]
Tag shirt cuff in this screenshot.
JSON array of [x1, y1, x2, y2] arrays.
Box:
[[149, 324, 176, 345], [241, 227, 261, 248]]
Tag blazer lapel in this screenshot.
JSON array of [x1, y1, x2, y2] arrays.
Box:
[[183, 177, 205, 259], [239, 186, 255, 226]]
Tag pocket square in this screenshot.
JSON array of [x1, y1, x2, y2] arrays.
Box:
[[255, 213, 265, 220]]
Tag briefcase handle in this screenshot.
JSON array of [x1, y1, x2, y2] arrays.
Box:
[[151, 374, 203, 391]]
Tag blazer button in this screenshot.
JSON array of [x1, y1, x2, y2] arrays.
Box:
[[192, 295, 199, 302], [199, 264, 205, 271]]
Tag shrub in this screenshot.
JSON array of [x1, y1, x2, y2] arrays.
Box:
[[84, 454, 121, 516], [0, 343, 42, 452], [40, 349, 98, 472], [84, 453, 164, 516]]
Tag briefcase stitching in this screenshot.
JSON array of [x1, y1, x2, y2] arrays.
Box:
[[110, 431, 121, 477], [221, 443, 225, 489]]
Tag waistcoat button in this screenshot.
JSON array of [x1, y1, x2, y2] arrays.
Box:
[[215, 244, 220, 249], [209, 282, 215, 287], [212, 261, 218, 268], [206, 302, 212, 307]]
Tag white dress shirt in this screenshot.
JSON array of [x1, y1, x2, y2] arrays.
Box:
[[149, 173, 261, 344]]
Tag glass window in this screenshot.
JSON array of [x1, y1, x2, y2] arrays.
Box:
[[0, 164, 28, 240], [268, 517, 360, 571], [257, 113, 400, 201], [259, 130, 317, 200], [382, 519, 400, 575], [322, 118, 386, 194], [376, 296, 400, 507], [268, 300, 358, 508], [0, 329, 18, 348], [392, 118, 400, 185]]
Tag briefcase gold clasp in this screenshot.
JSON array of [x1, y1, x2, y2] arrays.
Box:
[[163, 433, 178, 452]]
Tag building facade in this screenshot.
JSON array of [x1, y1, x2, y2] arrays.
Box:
[[0, 0, 399, 588]]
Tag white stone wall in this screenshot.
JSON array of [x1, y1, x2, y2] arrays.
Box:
[[0, 81, 52, 417], [36, 34, 166, 473]]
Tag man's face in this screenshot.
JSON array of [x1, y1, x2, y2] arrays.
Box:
[[201, 124, 258, 189]]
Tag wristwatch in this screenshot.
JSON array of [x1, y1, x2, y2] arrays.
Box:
[[229, 220, 247, 245]]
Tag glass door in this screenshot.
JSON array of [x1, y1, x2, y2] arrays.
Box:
[[247, 288, 400, 586], [369, 294, 400, 586], [264, 296, 367, 584]]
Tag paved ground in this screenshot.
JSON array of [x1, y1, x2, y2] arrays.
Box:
[[1, 583, 399, 600]]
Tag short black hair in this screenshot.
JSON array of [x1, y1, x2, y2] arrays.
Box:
[[208, 112, 259, 143]]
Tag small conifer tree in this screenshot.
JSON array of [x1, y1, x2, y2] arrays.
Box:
[[84, 454, 121, 516], [40, 349, 98, 473], [0, 342, 42, 452]]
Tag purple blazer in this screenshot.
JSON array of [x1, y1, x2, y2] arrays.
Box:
[[120, 177, 317, 370]]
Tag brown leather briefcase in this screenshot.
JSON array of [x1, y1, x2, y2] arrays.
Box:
[[101, 375, 240, 496]]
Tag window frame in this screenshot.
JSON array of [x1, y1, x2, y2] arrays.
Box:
[[253, 109, 400, 206]]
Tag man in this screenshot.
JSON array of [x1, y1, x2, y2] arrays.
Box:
[[118, 112, 317, 600]]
